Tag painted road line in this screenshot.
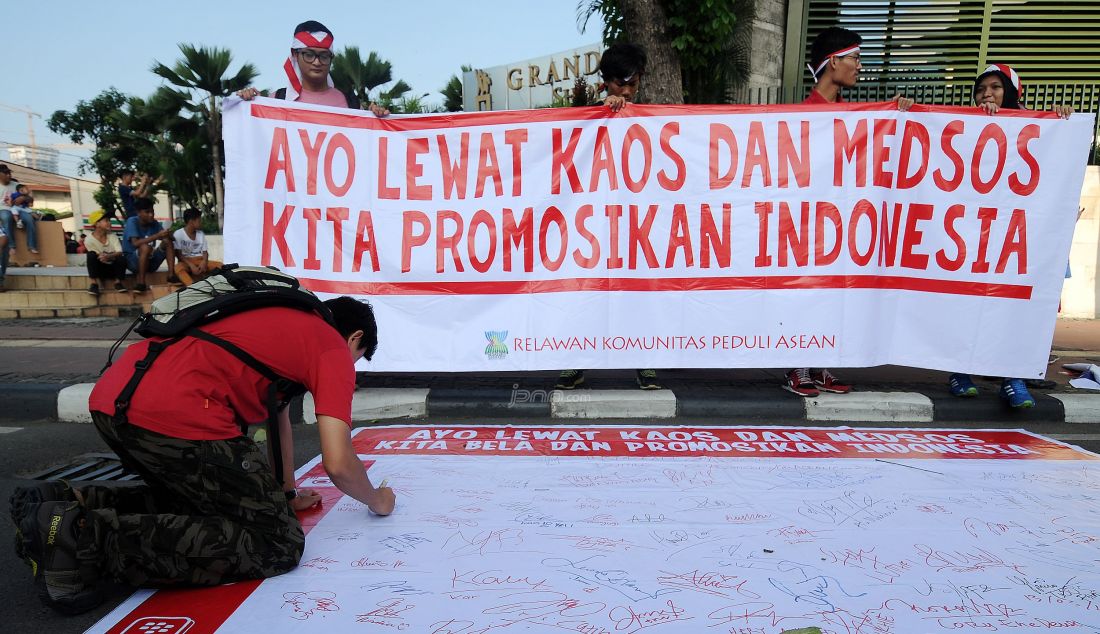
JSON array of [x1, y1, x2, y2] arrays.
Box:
[[1049, 434, 1100, 442], [0, 339, 125, 348]]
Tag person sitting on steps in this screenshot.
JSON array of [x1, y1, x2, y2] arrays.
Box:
[[122, 198, 177, 293], [83, 210, 128, 296]]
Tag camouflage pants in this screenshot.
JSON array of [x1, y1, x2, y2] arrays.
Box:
[[81, 411, 304, 587]]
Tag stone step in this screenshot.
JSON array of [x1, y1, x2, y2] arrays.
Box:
[[0, 288, 169, 309], [0, 289, 100, 309], [4, 271, 174, 291]]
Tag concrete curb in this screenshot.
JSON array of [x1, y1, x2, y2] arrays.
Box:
[[57, 384, 95, 423], [805, 392, 934, 423], [303, 388, 430, 423], [0, 382, 65, 421], [5, 382, 1099, 424], [1051, 394, 1100, 424], [550, 389, 677, 419]]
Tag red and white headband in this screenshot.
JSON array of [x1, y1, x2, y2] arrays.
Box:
[[283, 30, 335, 101], [807, 44, 860, 80], [980, 64, 1023, 96]]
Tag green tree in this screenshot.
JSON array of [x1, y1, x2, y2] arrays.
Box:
[[152, 44, 257, 229], [331, 47, 412, 108], [441, 65, 472, 112], [393, 93, 432, 114], [47, 89, 141, 214], [123, 87, 215, 215], [579, 0, 753, 104]]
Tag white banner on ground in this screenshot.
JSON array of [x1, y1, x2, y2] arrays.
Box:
[[223, 98, 1094, 375], [90, 425, 1100, 634]]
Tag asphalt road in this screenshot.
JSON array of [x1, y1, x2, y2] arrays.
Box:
[[2, 416, 1097, 633]]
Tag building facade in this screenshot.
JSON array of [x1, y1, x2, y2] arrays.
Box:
[[462, 43, 604, 111], [5, 146, 60, 174]]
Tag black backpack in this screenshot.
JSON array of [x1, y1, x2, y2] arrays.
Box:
[[105, 264, 335, 485]]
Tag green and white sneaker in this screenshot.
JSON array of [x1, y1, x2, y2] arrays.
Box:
[[556, 369, 585, 390], [636, 369, 661, 390]]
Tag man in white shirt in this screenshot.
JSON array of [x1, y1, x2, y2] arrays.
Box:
[[172, 208, 222, 285]]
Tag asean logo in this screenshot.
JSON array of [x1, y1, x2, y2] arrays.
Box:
[[484, 331, 508, 360]]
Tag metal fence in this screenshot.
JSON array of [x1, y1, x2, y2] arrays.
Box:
[[730, 83, 1100, 164]]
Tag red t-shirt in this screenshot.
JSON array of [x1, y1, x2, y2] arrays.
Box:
[[90, 307, 355, 440], [803, 88, 844, 104]]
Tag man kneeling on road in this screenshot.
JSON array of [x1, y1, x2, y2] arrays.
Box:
[[9, 296, 396, 614]]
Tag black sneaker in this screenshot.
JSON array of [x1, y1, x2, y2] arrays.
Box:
[[555, 369, 585, 389], [9, 480, 74, 530], [114, 282, 128, 293], [86, 283, 100, 297], [132, 283, 149, 293], [1024, 378, 1057, 390], [166, 274, 182, 285], [636, 369, 661, 390], [18, 501, 103, 615]]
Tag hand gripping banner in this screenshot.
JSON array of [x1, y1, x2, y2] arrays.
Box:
[[223, 98, 1094, 375]]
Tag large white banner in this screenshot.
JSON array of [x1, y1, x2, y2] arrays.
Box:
[[91, 425, 1100, 634], [223, 98, 1093, 376]]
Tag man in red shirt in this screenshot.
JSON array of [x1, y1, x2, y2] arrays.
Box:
[[784, 27, 913, 398], [12, 296, 395, 614]]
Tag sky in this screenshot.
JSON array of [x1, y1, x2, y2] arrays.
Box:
[[7, 0, 603, 177]]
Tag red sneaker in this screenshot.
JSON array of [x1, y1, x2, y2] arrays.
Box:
[[813, 369, 851, 394], [783, 368, 819, 397]]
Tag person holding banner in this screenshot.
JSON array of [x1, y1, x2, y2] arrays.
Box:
[[781, 26, 915, 397], [237, 20, 388, 117], [947, 64, 1074, 409], [556, 43, 661, 391]]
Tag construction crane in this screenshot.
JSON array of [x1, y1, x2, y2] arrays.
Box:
[[0, 102, 42, 169]]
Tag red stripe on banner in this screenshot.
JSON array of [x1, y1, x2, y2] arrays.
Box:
[[298, 275, 1033, 299], [249, 101, 1063, 132], [102, 583, 261, 634], [350, 426, 1099, 461]]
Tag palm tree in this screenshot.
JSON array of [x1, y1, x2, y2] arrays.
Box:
[[393, 93, 432, 115], [331, 47, 413, 108], [441, 65, 472, 112], [152, 44, 257, 230], [124, 87, 216, 214]]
